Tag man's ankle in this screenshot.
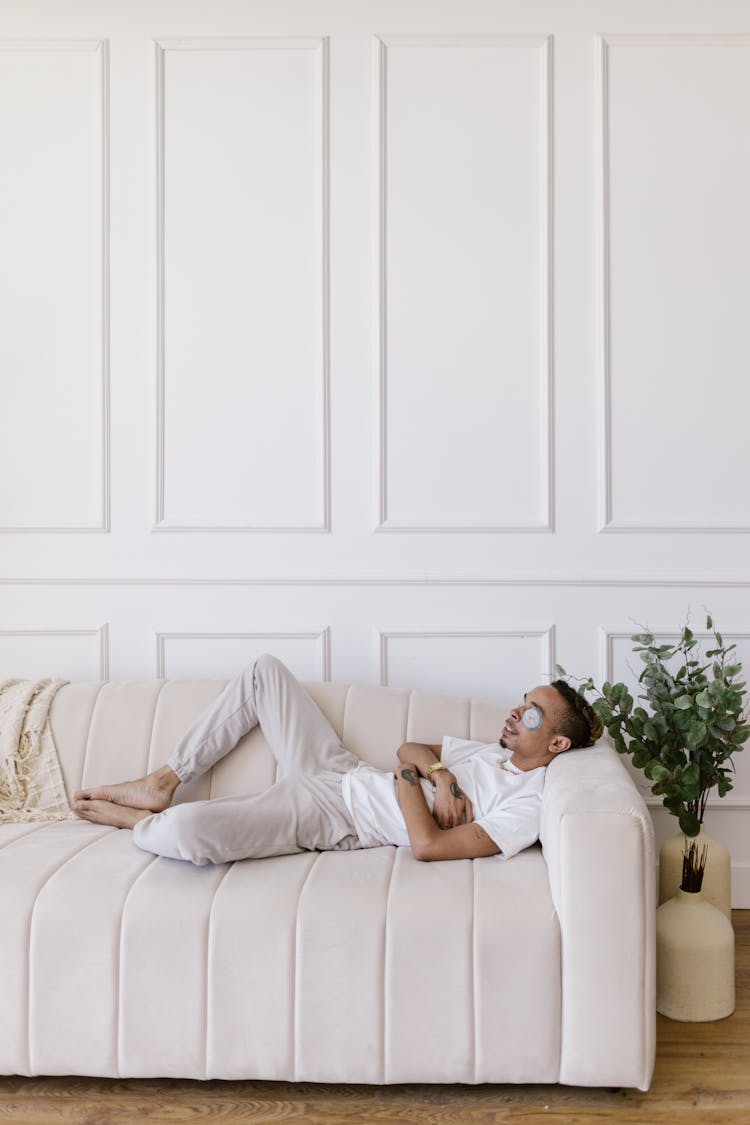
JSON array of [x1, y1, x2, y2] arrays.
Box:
[[154, 764, 181, 789]]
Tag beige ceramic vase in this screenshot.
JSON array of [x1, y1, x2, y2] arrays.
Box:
[[656, 888, 735, 1021], [659, 826, 731, 921]]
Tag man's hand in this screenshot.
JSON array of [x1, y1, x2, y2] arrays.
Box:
[[431, 772, 473, 829]]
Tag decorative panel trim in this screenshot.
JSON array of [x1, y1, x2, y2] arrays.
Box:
[[377, 625, 555, 688], [596, 33, 750, 533], [0, 624, 109, 678], [599, 624, 750, 809], [598, 33, 750, 47], [153, 37, 331, 532], [600, 623, 750, 679], [0, 38, 110, 533], [374, 34, 554, 533], [647, 798, 750, 811], [155, 627, 331, 679], [5, 575, 750, 587]]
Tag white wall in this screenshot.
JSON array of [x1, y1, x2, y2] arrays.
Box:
[[1, 0, 749, 904]]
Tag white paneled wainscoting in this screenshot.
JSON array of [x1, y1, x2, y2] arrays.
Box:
[[1, 0, 749, 904]]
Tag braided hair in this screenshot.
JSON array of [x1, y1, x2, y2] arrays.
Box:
[[549, 679, 603, 748]]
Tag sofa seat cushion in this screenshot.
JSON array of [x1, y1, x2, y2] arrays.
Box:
[[0, 820, 560, 1083]]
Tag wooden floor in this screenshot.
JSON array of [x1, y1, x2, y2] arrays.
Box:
[[1, 912, 748, 1125]]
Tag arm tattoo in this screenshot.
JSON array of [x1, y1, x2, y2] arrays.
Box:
[[400, 768, 418, 787], [450, 781, 463, 799]]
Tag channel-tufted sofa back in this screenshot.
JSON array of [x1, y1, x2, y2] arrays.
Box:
[[49, 678, 513, 807]]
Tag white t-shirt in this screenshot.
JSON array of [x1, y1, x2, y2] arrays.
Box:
[[340, 736, 546, 860]]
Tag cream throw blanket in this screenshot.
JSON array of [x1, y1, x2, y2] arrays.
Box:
[[0, 678, 77, 823]]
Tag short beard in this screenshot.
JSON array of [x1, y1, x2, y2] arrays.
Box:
[[499, 737, 508, 749]]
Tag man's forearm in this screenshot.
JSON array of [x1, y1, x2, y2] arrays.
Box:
[[397, 742, 453, 782], [395, 763, 441, 857], [396, 763, 498, 862]]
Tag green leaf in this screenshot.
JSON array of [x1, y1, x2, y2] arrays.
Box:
[[695, 691, 711, 709], [678, 809, 701, 836], [682, 762, 700, 786], [652, 713, 669, 736], [661, 783, 683, 800], [675, 695, 693, 710], [631, 746, 651, 770], [687, 721, 707, 746], [644, 761, 670, 782]]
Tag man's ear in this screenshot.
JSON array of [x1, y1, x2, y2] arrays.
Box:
[[549, 734, 571, 755]]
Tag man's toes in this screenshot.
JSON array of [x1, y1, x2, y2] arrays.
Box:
[[74, 788, 102, 802]]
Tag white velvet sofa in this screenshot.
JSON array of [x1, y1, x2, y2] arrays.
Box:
[[0, 676, 655, 1089]]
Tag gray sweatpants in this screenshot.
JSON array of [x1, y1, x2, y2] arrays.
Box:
[[131, 654, 364, 865]]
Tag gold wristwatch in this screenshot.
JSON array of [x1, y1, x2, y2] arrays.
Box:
[[426, 762, 448, 784]]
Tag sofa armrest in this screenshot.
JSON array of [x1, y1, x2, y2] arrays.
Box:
[[539, 744, 656, 1091]]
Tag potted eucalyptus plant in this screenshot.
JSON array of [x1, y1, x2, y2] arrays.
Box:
[[556, 611, 748, 904], [557, 612, 746, 1021]]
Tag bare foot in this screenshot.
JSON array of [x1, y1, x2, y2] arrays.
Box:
[[72, 799, 153, 829], [73, 765, 179, 813]]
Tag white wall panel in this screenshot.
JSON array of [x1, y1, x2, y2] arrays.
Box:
[[379, 626, 554, 702], [600, 35, 750, 530], [378, 36, 551, 530], [0, 626, 108, 679], [156, 628, 330, 679], [157, 38, 328, 530], [0, 40, 107, 530]]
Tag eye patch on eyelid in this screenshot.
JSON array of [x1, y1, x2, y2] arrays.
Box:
[[521, 705, 543, 731]]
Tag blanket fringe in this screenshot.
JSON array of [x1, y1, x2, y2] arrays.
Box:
[[0, 678, 77, 823]]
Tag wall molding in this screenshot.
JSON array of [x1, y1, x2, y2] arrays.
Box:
[[598, 33, 750, 47], [155, 627, 331, 679], [4, 575, 750, 587], [0, 38, 111, 534], [599, 623, 750, 681], [596, 32, 750, 533], [152, 36, 331, 532], [647, 798, 750, 812], [0, 624, 109, 678], [377, 624, 555, 688], [374, 33, 554, 533]]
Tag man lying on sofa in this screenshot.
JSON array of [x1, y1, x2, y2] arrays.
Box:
[[72, 654, 601, 865]]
